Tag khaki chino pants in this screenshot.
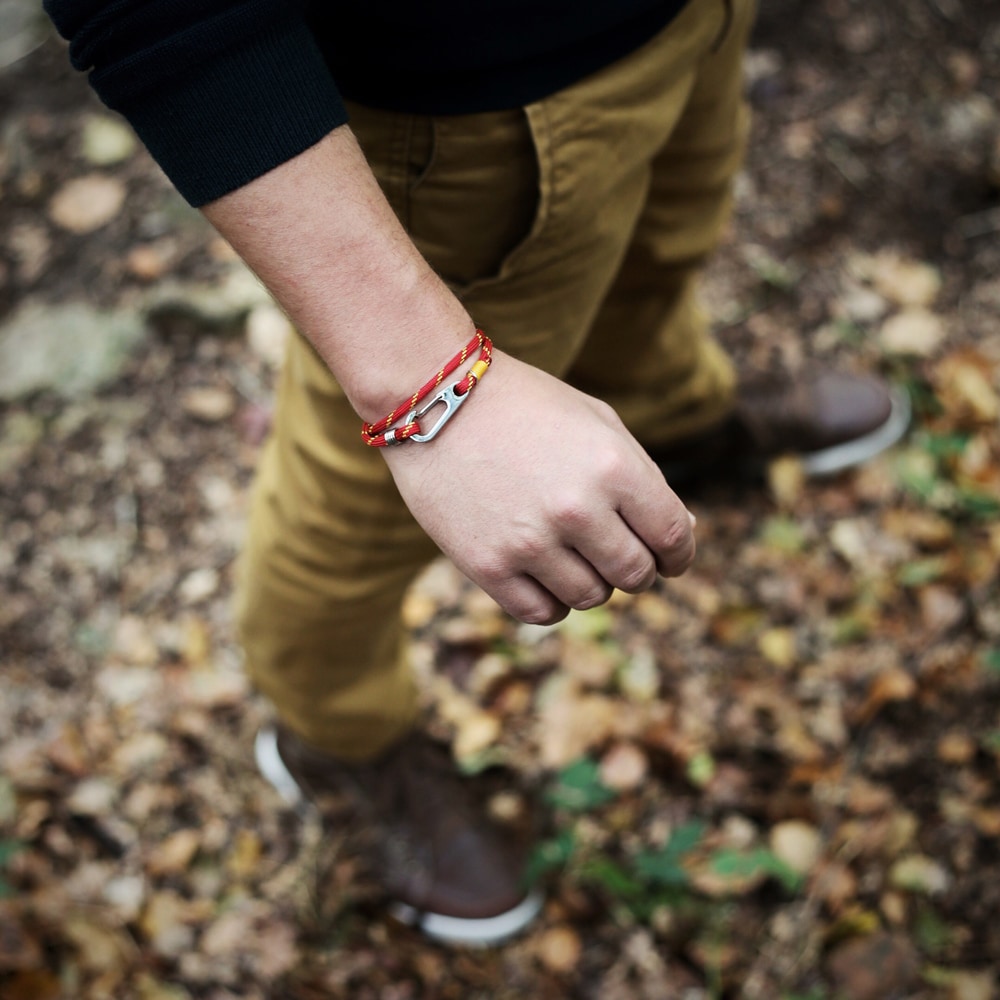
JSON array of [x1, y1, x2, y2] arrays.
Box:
[[236, 0, 755, 759]]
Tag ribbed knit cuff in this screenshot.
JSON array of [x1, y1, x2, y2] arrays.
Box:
[[108, 17, 347, 207]]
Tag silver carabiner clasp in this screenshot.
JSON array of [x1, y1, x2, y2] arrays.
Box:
[[406, 382, 470, 443]]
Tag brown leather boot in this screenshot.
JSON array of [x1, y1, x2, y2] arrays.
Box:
[[255, 725, 542, 945], [646, 370, 910, 484]]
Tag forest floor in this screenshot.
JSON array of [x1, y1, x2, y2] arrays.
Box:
[[1, 1, 999, 998]]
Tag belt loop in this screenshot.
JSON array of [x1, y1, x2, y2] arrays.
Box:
[[710, 0, 734, 52]]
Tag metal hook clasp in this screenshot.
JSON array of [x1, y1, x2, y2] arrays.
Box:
[[405, 382, 470, 442]]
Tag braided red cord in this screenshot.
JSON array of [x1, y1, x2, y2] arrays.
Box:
[[361, 330, 493, 447]]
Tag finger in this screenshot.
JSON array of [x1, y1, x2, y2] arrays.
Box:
[[616, 469, 696, 578], [492, 574, 571, 626], [573, 521, 658, 594], [529, 551, 615, 612]]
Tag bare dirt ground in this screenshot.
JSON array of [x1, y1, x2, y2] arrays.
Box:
[[1, 1, 999, 997]]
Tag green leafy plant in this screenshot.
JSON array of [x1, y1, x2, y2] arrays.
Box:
[[896, 432, 1000, 521], [634, 820, 707, 888], [706, 846, 803, 893], [0, 839, 24, 899], [980, 649, 1000, 676], [544, 757, 618, 812]]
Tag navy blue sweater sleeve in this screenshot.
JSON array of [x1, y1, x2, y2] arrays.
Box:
[[44, 0, 348, 206]]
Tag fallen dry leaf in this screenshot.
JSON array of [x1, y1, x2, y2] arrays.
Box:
[[825, 932, 919, 1000], [146, 828, 201, 877], [879, 307, 946, 356], [453, 709, 502, 761], [181, 387, 237, 424], [758, 627, 798, 669], [769, 820, 822, 875], [856, 667, 917, 723], [598, 742, 649, 791], [538, 691, 620, 768], [889, 854, 950, 895], [139, 892, 196, 958], [48, 174, 126, 233], [537, 925, 582, 974], [870, 252, 942, 307]]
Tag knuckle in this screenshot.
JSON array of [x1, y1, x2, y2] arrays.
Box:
[[652, 517, 696, 577], [592, 445, 627, 481], [509, 531, 548, 567], [591, 399, 621, 426], [518, 603, 568, 627], [657, 515, 693, 557], [572, 586, 612, 611], [618, 560, 656, 594], [548, 493, 592, 530]]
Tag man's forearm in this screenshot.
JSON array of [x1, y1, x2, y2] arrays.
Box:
[[202, 125, 475, 420]]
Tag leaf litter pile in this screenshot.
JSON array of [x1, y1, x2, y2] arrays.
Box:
[[1, 2, 999, 998]]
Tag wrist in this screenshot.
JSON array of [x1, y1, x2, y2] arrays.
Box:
[[338, 292, 479, 423], [361, 329, 492, 447]]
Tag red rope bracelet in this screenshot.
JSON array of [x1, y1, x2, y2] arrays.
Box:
[[361, 329, 493, 447]]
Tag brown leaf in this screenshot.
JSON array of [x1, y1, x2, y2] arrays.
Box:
[[813, 860, 858, 914], [251, 918, 299, 980], [889, 854, 950, 895], [825, 932, 919, 1000], [126, 242, 175, 282], [870, 253, 942, 307], [67, 777, 117, 816], [538, 689, 619, 768], [226, 830, 262, 879], [769, 821, 822, 876], [63, 914, 132, 975], [112, 615, 159, 665], [147, 829, 201, 877], [918, 585, 965, 633], [453, 710, 501, 762], [201, 907, 258, 958], [181, 387, 237, 423], [947, 970, 997, 1000], [139, 892, 196, 957], [881, 510, 954, 550], [856, 668, 917, 723], [48, 174, 126, 233], [758, 627, 798, 669], [598, 743, 649, 792], [936, 352, 1000, 424], [0, 970, 62, 1000], [936, 731, 977, 765], [880, 308, 946, 357], [768, 455, 805, 508], [537, 925, 582, 974], [563, 636, 619, 688], [45, 723, 91, 777], [0, 904, 44, 972]]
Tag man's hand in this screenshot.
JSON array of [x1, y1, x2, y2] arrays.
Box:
[[383, 350, 695, 625]]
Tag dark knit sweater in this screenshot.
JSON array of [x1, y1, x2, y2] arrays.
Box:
[[44, 1, 689, 206]]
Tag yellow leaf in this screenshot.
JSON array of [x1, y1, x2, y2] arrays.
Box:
[[758, 627, 797, 669], [226, 830, 262, 879], [537, 926, 582, 973]]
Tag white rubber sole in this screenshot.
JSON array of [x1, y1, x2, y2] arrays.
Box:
[[254, 727, 544, 946], [254, 727, 307, 808], [389, 889, 544, 947], [799, 385, 912, 476]]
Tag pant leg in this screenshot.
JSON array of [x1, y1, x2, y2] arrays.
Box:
[[567, 0, 756, 446], [235, 0, 741, 759]]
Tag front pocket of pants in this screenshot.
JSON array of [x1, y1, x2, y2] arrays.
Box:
[[407, 107, 551, 295]]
